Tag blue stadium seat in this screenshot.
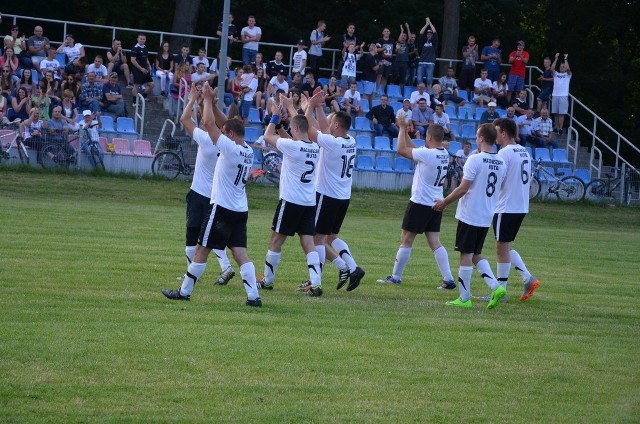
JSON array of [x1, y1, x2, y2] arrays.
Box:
[[445, 105, 457, 119], [457, 90, 469, 102], [404, 86, 416, 99], [374, 136, 391, 151], [116, 117, 137, 136], [535, 148, 552, 162], [450, 123, 461, 137], [360, 98, 370, 113], [552, 148, 572, 167], [389, 101, 403, 114], [318, 78, 329, 87], [355, 135, 373, 150], [461, 124, 476, 140], [244, 127, 259, 143], [353, 116, 374, 135], [448, 141, 462, 155], [413, 139, 425, 148], [248, 108, 262, 125], [99, 116, 117, 138], [394, 157, 412, 173], [556, 167, 573, 178], [355, 155, 374, 170], [375, 156, 393, 171], [574, 168, 591, 184], [475, 107, 487, 120], [458, 106, 475, 121], [495, 108, 507, 118], [56, 52, 67, 66], [371, 99, 381, 108], [386, 84, 403, 100]]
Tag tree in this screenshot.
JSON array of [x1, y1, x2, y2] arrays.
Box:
[[440, 0, 460, 76], [170, 0, 202, 51]]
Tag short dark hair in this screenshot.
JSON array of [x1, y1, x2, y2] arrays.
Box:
[[333, 111, 351, 130], [477, 123, 497, 145], [224, 118, 245, 138], [427, 124, 444, 142], [495, 118, 517, 139], [290, 114, 309, 134]]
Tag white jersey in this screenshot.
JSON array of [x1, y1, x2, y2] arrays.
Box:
[[341, 52, 359, 78], [455, 151, 506, 227], [86, 64, 108, 80], [342, 90, 361, 107], [473, 77, 493, 98], [410, 147, 450, 206], [191, 128, 220, 198], [552, 71, 571, 96], [432, 112, 451, 130], [62, 43, 83, 62], [292, 50, 307, 74], [276, 138, 320, 206], [315, 132, 356, 200], [495, 143, 531, 214], [210, 134, 253, 212]]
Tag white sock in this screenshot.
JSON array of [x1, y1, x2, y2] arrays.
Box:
[[315, 244, 326, 273], [509, 249, 532, 283], [458, 266, 473, 302], [264, 250, 281, 284], [185, 246, 196, 266], [332, 257, 349, 272], [180, 262, 207, 296], [476, 259, 499, 291], [240, 262, 259, 300], [391, 247, 412, 280], [433, 246, 454, 281], [331, 238, 357, 272], [213, 248, 232, 271], [307, 251, 321, 287], [497, 262, 511, 290]]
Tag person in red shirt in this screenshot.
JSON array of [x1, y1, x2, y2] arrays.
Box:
[[507, 40, 529, 102]]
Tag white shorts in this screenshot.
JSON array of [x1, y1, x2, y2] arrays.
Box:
[[551, 96, 568, 115]]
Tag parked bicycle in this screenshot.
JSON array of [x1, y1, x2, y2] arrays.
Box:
[[585, 168, 635, 205], [40, 127, 105, 171], [442, 152, 464, 195], [151, 134, 193, 179], [0, 121, 30, 165], [529, 158, 586, 201]]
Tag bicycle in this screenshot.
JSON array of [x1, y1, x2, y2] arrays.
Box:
[[529, 158, 586, 201], [442, 153, 464, 195], [585, 168, 634, 205], [151, 134, 193, 179], [0, 121, 30, 165], [40, 128, 105, 171]]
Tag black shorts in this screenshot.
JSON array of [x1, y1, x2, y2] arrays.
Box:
[[492, 212, 526, 243], [315, 193, 350, 235], [379, 63, 393, 79], [198, 204, 248, 250], [186, 190, 211, 228], [393, 62, 408, 82], [401, 201, 442, 234], [272, 199, 316, 236], [132, 67, 153, 85], [454, 221, 489, 254], [458, 68, 476, 90]]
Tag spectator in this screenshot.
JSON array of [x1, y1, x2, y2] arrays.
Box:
[[155, 41, 174, 96], [57, 34, 85, 64], [340, 41, 364, 90], [209, 51, 232, 77], [61, 73, 81, 99], [473, 69, 494, 107], [366, 94, 398, 137], [479, 101, 499, 124], [254, 52, 266, 73], [86, 55, 109, 83], [31, 83, 51, 120], [265, 51, 287, 79], [411, 96, 433, 137], [41, 71, 60, 104], [361, 43, 380, 106], [216, 13, 239, 47], [239, 66, 257, 125], [551, 53, 572, 135], [0, 93, 8, 125], [59, 89, 80, 130], [79, 110, 104, 165], [130, 34, 154, 102], [192, 47, 210, 72], [341, 23, 358, 54], [173, 44, 193, 73], [323, 75, 341, 113], [171, 62, 191, 101], [396, 98, 415, 138], [18, 69, 35, 97], [39, 47, 62, 81], [0, 46, 19, 83], [27, 26, 50, 73], [4, 25, 30, 70], [264, 89, 289, 128], [341, 81, 362, 118], [191, 63, 215, 87], [536, 57, 554, 112], [507, 40, 529, 102], [505, 106, 517, 121], [438, 67, 467, 106], [106, 39, 132, 88], [416, 17, 438, 90], [516, 108, 536, 147], [511, 89, 530, 116], [1, 66, 15, 99], [409, 82, 430, 108], [455, 141, 472, 165], [301, 72, 320, 98], [79, 72, 103, 113], [63, 56, 88, 82], [292, 40, 307, 76], [266, 71, 288, 99], [430, 83, 444, 107], [46, 104, 72, 152], [376, 27, 394, 95], [459, 35, 479, 100], [102, 72, 126, 117], [492, 72, 509, 109], [240, 15, 261, 65], [481, 37, 502, 83], [531, 108, 557, 151], [308, 20, 330, 77], [393, 24, 411, 93], [230, 66, 244, 103], [20, 109, 45, 162], [432, 103, 456, 141], [288, 72, 303, 95], [253, 67, 268, 109]]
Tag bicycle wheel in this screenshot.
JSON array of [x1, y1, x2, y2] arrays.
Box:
[[40, 144, 68, 169], [556, 176, 585, 201], [584, 179, 609, 202], [442, 169, 460, 195], [529, 176, 541, 199], [90, 144, 106, 171], [152, 151, 182, 179], [16, 138, 30, 165]]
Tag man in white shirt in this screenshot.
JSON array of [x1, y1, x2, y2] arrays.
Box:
[[85, 55, 109, 83], [241, 16, 262, 65], [162, 83, 261, 307], [433, 123, 507, 309], [432, 104, 456, 141], [409, 83, 431, 108], [190, 63, 215, 86], [266, 71, 289, 98], [550, 52, 572, 135], [291, 40, 307, 75], [473, 68, 494, 107], [492, 118, 540, 302], [341, 82, 362, 117], [258, 98, 323, 296]]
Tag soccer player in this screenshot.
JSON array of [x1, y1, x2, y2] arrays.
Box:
[[433, 123, 507, 309], [300, 91, 366, 291], [258, 96, 323, 296], [162, 83, 261, 307], [176, 84, 235, 286], [376, 116, 455, 289], [492, 118, 540, 301]]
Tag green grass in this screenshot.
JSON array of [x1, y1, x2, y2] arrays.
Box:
[[1, 170, 639, 423]]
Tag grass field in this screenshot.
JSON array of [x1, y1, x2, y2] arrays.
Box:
[[1, 169, 639, 423]]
